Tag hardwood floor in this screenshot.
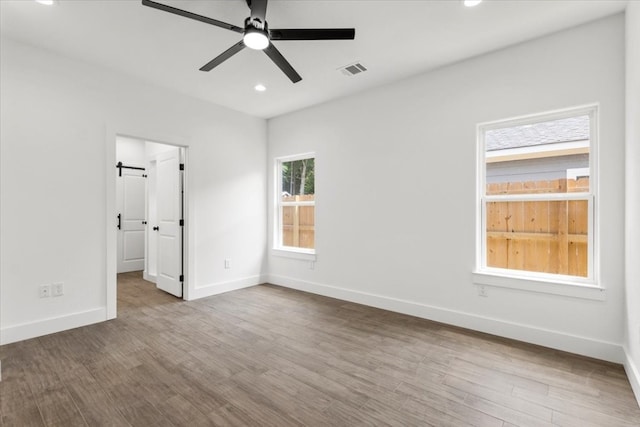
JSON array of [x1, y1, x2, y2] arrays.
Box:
[[1, 271, 639, 426]]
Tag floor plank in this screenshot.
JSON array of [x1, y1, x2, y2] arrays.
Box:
[[1, 271, 639, 426]]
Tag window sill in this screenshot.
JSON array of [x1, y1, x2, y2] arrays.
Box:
[[272, 248, 316, 261], [472, 270, 605, 301]]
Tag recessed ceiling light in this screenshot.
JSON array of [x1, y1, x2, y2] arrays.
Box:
[[254, 84, 267, 92], [35, 0, 57, 5], [464, 0, 482, 7]]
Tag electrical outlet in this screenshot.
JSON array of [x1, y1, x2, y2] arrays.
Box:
[[224, 259, 231, 269], [477, 285, 488, 297], [309, 261, 315, 270], [52, 283, 64, 297], [39, 284, 51, 298]]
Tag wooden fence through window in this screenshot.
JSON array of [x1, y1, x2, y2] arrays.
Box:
[[486, 178, 589, 277], [282, 195, 315, 249]]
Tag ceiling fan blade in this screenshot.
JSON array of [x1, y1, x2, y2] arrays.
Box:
[[264, 43, 302, 83], [270, 28, 355, 41], [142, 0, 243, 33], [200, 40, 246, 72], [248, 0, 268, 24]]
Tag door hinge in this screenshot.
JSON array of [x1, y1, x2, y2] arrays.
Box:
[[179, 219, 184, 226], [179, 274, 184, 282], [179, 163, 184, 171]]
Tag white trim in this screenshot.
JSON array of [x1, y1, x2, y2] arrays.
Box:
[[273, 245, 316, 257], [266, 274, 623, 363], [472, 271, 604, 300], [188, 275, 265, 300], [275, 152, 316, 163], [271, 248, 316, 261], [106, 127, 118, 319], [281, 201, 315, 207], [0, 308, 107, 345], [479, 104, 599, 131], [623, 347, 640, 409], [590, 106, 600, 291]]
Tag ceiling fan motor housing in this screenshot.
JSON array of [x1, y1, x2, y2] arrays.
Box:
[[243, 18, 270, 50], [245, 16, 266, 30]]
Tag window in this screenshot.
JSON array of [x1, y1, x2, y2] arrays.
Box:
[[275, 154, 315, 255], [476, 106, 598, 289]]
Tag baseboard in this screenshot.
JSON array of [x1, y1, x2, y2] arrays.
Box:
[[623, 347, 640, 408], [188, 275, 264, 300], [266, 274, 624, 364], [0, 307, 107, 345]]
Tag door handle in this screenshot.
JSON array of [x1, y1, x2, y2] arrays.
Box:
[[153, 226, 159, 231], [117, 214, 121, 230]]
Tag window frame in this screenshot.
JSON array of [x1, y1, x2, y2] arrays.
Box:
[[273, 152, 316, 259], [474, 105, 602, 298]]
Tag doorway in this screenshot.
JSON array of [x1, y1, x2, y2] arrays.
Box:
[[115, 135, 186, 303]]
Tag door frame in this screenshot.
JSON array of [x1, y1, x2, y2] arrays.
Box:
[[106, 128, 191, 319]]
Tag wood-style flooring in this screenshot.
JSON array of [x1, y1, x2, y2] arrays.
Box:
[[1, 271, 639, 426]]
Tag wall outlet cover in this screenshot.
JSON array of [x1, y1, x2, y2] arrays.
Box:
[[52, 283, 64, 297], [39, 284, 51, 298]]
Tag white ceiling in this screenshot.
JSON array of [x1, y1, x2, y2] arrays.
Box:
[[0, 0, 628, 118]]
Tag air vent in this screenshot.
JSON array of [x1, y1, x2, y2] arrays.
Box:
[[339, 62, 367, 76]]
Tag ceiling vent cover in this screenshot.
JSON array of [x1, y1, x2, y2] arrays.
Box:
[[339, 62, 367, 76]]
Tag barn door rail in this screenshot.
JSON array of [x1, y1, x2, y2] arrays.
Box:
[[116, 161, 146, 177]]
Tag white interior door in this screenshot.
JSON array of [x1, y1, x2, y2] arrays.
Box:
[[117, 167, 146, 273], [155, 147, 183, 297]]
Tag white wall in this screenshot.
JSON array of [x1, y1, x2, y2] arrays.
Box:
[[624, 1, 640, 406], [0, 37, 267, 344], [267, 15, 626, 362]]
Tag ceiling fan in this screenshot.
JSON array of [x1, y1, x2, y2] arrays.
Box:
[[141, 0, 356, 83]]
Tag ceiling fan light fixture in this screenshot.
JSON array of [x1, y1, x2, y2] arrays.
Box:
[[244, 28, 269, 50]]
